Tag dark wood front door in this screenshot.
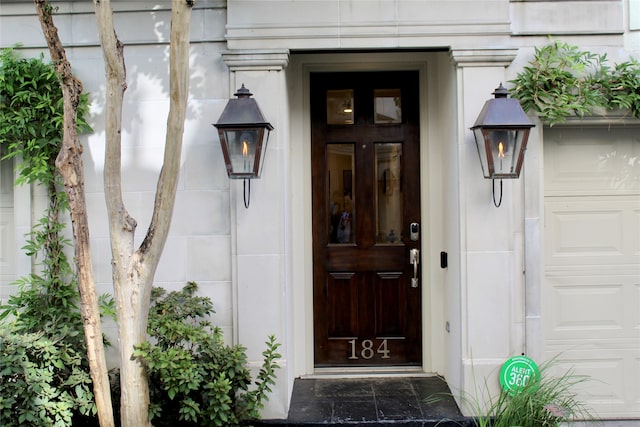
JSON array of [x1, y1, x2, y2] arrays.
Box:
[[312, 71, 422, 367]]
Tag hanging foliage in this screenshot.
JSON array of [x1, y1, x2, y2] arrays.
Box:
[[0, 47, 91, 187], [509, 39, 640, 125]]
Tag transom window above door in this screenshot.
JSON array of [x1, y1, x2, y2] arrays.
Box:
[[325, 88, 402, 125]]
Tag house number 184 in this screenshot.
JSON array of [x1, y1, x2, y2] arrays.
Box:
[[348, 339, 391, 360]]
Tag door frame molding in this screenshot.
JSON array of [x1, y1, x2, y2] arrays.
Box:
[[287, 51, 449, 377]]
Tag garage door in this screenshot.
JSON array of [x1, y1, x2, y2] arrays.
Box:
[[544, 126, 640, 419]]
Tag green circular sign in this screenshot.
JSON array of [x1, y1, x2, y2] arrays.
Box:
[[499, 355, 540, 394]]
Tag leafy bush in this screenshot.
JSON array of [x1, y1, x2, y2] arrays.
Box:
[[0, 47, 91, 187], [0, 214, 86, 347], [133, 282, 281, 427], [510, 39, 640, 125], [603, 59, 640, 115], [0, 329, 96, 427]]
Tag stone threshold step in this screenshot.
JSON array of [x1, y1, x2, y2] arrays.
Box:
[[253, 376, 470, 427]]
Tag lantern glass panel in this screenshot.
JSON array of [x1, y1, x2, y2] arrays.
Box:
[[472, 128, 490, 178], [487, 129, 516, 177], [221, 128, 267, 178], [255, 128, 269, 178], [475, 128, 529, 179]]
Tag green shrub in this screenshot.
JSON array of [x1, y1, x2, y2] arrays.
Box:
[[0, 328, 96, 427], [0, 47, 91, 188], [510, 39, 640, 125], [133, 282, 281, 427]]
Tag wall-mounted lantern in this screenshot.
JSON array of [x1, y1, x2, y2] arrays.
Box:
[[214, 84, 273, 208], [470, 83, 535, 207]]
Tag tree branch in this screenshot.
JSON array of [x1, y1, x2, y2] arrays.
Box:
[[34, 1, 115, 426], [139, 0, 192, 264]]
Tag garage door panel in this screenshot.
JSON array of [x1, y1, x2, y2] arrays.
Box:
[[544, 127, 640, 197], [543, 350, 640, 418], [549, 284, 624, 332], [545, 274, 638, 339], [545, 197, 640, 266]]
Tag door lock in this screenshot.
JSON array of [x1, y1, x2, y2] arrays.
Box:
[[410, 223, 419, 241], [410, 248, 419, 288]]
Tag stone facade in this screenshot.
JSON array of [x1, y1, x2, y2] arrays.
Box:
[[1, 0, 639, 421]]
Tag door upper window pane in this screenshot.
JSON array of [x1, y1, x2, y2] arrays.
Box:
[[327, 144, 355, 244], [374, 89, 401, 124], [376, 143, 403, 244], [327, 89, 354, 125]]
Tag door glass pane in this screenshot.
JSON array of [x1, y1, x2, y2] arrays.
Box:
[[376, 143, 403, 244], [374, 89, 401, 124], [327, 90, 354, 125], [327, 144, 355, 244]]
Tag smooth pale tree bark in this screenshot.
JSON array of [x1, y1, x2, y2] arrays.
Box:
[[94, 1, 193, 426], [34, 2, 116, 427]]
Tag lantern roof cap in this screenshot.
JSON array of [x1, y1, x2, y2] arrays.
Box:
[[234, 84, 252, 98], [215, 84, 274, 130], [471, 83, 534, 129]]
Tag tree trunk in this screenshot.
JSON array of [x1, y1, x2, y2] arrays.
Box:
[[94, 1, 193, 426], [34, 2, 115, 427]]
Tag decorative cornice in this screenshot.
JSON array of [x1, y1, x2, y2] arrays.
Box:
[[546, 112, 640, 128], [450, 48, 518, 67], [221, 49, 290, 71]]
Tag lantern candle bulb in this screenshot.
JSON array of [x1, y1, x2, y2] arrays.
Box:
[[242, 141, 249, 171]]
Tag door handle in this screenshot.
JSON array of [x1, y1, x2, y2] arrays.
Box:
[[410, 248, 419, 288]]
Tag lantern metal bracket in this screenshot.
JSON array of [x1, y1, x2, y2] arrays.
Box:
[[243, 179, 251, 208], [493, 179, 503, 208]]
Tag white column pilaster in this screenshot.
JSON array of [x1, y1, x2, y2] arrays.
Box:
[[451, 47, 527, 413], [221, 49, 291, 420]]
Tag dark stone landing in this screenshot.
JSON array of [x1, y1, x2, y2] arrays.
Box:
[[255, 376, 472, 426]]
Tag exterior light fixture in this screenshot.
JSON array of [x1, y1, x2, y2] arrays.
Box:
[[214, 84, 274, 208], [470, 83, 535, 207]]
